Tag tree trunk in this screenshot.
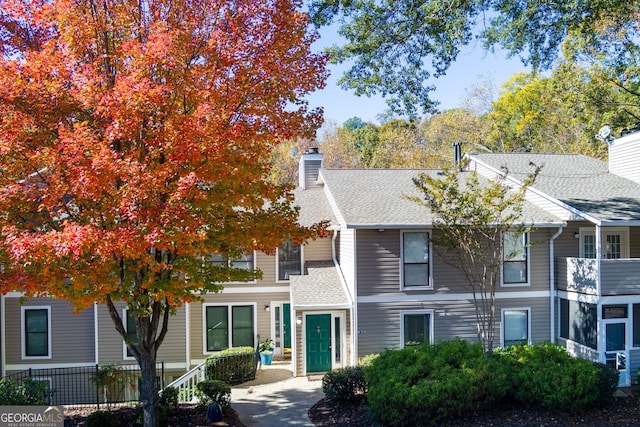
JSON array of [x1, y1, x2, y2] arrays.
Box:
[[139, 351, 159, 427]]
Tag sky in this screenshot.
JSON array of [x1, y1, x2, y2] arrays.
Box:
[[305, 26, 531, 126]]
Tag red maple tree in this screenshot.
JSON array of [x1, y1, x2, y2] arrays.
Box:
[[0, 0, 327, 425]]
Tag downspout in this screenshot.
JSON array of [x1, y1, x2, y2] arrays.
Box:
[[94, 303, 99, 365], [332, 228, 356, 366], [185, 303, 191, 370], [549, 225, 565, 343]]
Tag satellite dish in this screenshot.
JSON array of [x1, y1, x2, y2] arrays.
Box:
[[596, 125, 612, 142], [288, 146, 299, 158]]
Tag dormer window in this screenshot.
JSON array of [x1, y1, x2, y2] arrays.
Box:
[[277, 240, 301, 281]]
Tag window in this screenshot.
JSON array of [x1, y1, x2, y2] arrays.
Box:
[[605, 234, 622, 259], [502, 309, 530, 347], [205, 304, 255, 352], [503, 232, 528, 284], [278, 240, 301, 281], [402, 231, 430, 288], [582, 234, 596, 259], [401, 311, 432, 347], [22, 307, 50, 358], [209, 252, 255, 270], [580, 227, 629, 259], [124, 309, 138, 359]]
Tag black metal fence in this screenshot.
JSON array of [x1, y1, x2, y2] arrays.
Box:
[[3, 362, 165, 409]]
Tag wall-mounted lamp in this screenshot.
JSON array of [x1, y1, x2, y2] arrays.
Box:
[[296, 315, 302, 325], [574, 232, 580, 239], [264, 304, 270, 312]]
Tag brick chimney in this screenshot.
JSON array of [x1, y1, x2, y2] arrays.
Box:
[[298, 147, 323, 190]]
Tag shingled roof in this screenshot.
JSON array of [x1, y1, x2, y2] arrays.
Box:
[[470, 153, 640, 223], [318, 168, 563, 228]]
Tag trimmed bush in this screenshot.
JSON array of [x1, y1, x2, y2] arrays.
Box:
[[85, 410, 115, 427], [159, 386, 179, 410], [196, 380, 231, 409], [365, 338, 508, 426], [322, 366, 366, 404], [205, 346, 255, 385], [495, 343, 619, 412], [0, 378, 50, 405]]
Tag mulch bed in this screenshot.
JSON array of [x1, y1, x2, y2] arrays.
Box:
[[308, 387, 640, 426], [64, 404, 244, 427]]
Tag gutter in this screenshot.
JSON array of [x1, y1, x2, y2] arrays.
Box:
[[549, 224, 565, 343]]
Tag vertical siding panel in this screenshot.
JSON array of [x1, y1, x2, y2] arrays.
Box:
[[340, 229, 356, 291], [356, 229, 400, 296], [255, 252, 276, 284]]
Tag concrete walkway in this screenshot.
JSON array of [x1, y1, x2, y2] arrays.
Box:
[[230, 360, 324, 426]]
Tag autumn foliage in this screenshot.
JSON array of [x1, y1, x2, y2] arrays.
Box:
[[0, 1, 326, 423], [0, 0, 327, 307]]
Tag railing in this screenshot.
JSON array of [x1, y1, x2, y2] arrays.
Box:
[[2, 362, 164, 409], [557, 257, 640, 295], [165, 350, 258, 403], [164, 361, 206, 403]]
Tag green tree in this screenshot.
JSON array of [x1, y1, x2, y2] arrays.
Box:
[[485, 68, 634, 157], [337, 118, 380, 167], [309, 0, 638, 115], [408, 162, 540, 355]]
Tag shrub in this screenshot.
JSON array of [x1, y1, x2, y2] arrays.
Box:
[[85, 410, 115, 427], [196, 380, 231, 409], [322, 366, 366, 404], [159, 386, 179, 410], [205, 346, 255, 385], [357, 353, 379, 367], [365, 339, 508, 426], [0, 378, 51, 405], [596, 362, 620, 406], [495, 343, 618, 412]]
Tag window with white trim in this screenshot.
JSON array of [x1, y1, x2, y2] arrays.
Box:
[[277, 240, 301, 281], [401, 231, 430, 288], [401, 311, 432, 347], [205, 304, 255, 352], [503, 232, 528, 284], [22, 307, 51, 358], [124, 309, 138, 359], [502, 308, 530, 347], [209, 252, 255, 270]]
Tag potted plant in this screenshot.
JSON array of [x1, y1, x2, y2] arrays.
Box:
[[258, 338, 274, 365]]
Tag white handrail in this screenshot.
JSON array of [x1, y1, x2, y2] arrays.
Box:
[[162, 361, 207, 403]]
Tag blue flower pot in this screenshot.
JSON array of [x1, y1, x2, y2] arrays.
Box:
[[260, 351, 273, 365]]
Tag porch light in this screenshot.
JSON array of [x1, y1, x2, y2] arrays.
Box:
[[264, 304, 270, 312], [296, 315, 302, 325]]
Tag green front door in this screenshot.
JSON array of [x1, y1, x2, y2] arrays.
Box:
[[283, 303, 291, 349], [306, 314, 331, 373]]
